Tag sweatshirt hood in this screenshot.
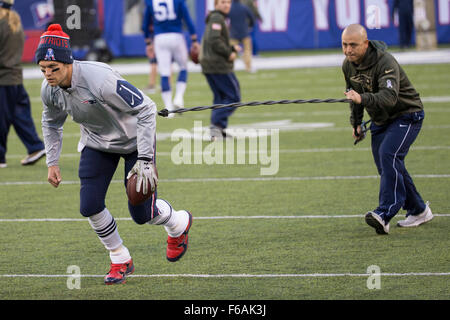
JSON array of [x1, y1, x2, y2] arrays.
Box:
[[354, 40, 388, 71], [205, 10, 227, 23]]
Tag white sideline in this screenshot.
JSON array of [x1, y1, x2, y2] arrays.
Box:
[[22, 48, 450, 79], [1, 272, 449, 278]]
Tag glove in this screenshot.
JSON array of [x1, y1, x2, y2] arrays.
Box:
[[127, 159, 158, 195]]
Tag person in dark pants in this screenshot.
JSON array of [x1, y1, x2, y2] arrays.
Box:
[[229, 0, 255, 73], [200, 0, 241, 140], [341, 24, 433, 235], [242, 0, 262, 56], [0, 0, 45, 168], [392, 0, 414, 49]]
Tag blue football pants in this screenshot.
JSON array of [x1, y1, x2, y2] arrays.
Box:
[[78, 146, 159, 224]]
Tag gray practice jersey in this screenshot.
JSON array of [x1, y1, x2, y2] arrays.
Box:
[[41, 60, 157, 167]]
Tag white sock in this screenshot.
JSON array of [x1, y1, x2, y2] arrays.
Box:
[[161, 90, 174, 110], [109, 245, 131, 264], [165, 210, 189, 237], [88, 208, 123, 251], [149, 199, 189, 237], [174, 82, 186, 107]]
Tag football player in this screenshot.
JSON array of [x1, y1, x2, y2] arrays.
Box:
[[142, 0, 200, 118], [36, 24, 193, 285]]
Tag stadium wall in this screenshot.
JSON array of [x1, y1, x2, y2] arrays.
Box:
[[16, 0, 450, 62]]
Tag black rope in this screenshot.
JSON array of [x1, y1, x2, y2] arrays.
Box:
[[157, 98, 352, 117]]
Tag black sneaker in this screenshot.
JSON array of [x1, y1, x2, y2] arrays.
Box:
[[365, 211, 389, 235]]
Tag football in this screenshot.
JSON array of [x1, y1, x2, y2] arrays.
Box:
[[126, 173, 153, 206], [190, 45, 199, 64]]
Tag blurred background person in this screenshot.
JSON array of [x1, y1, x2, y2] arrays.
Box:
[[0, 0, 45, 168], [142, 0, 200, 118], [242, 0, 262, 56], [200, 0, 241, 140], [145, 57, 158, 95], [392, 0, 415, 49], [142, 23, 158, 94], [229, 0, 255, 73]]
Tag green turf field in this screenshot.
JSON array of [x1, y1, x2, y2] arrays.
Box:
[[0, 60, 449, 300]]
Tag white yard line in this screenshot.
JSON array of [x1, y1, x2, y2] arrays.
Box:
[[1, 174, 450, 186], [1, 272, 449, 278], [0, 214, 449, 223], [4, 145, 450, 159], [1, 214, 448, 279], [6, 124, 450, 143]]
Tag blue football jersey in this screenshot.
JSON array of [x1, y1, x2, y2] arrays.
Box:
[[142, 0, 196, 38]]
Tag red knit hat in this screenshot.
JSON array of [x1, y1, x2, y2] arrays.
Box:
[[41, 23, 71, 39], [35, 24, 73, 64]]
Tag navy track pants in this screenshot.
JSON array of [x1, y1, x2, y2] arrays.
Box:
[[370, 110, 426, 222], [0, 85, 44, 163]]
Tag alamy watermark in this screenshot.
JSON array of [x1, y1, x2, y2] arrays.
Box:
[[66, 5, 81, 30], [366, 5, 382, 29], [366, 265, 381, 290], [66, 265, 81, 289], [170, 121, 279, 175]]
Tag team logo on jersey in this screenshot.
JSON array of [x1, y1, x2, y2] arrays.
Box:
[[116, 80, 143, 107], [44, 48, 56, 61], [350, 73, 373, 92]]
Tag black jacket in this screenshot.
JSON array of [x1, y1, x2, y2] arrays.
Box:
[[200, 10, 235, 74], [342, 40, 423, 126], [0, 17, 24, 85]]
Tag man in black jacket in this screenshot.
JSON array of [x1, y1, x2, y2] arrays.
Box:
[[342, 24, 433, 235], [200, 0, 241, 141]]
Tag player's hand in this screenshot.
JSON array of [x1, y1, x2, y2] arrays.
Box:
[[191, 41, 200, 52], [127, 159, 158, 195], [352, 125, 362, 139], [229, 52, 237, 61], [352, 125, 365, 144], [233, 44, 242, 53], [344, 90, 362, 104], [48, 165, 62, 188], [145, 43, 155, 59]]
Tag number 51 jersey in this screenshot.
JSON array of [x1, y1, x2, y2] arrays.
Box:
[[143, 0, 196, 37]]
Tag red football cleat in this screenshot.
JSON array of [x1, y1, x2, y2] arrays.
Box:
[[167, 211, 192, 262], [104, 259, 134, 285]]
